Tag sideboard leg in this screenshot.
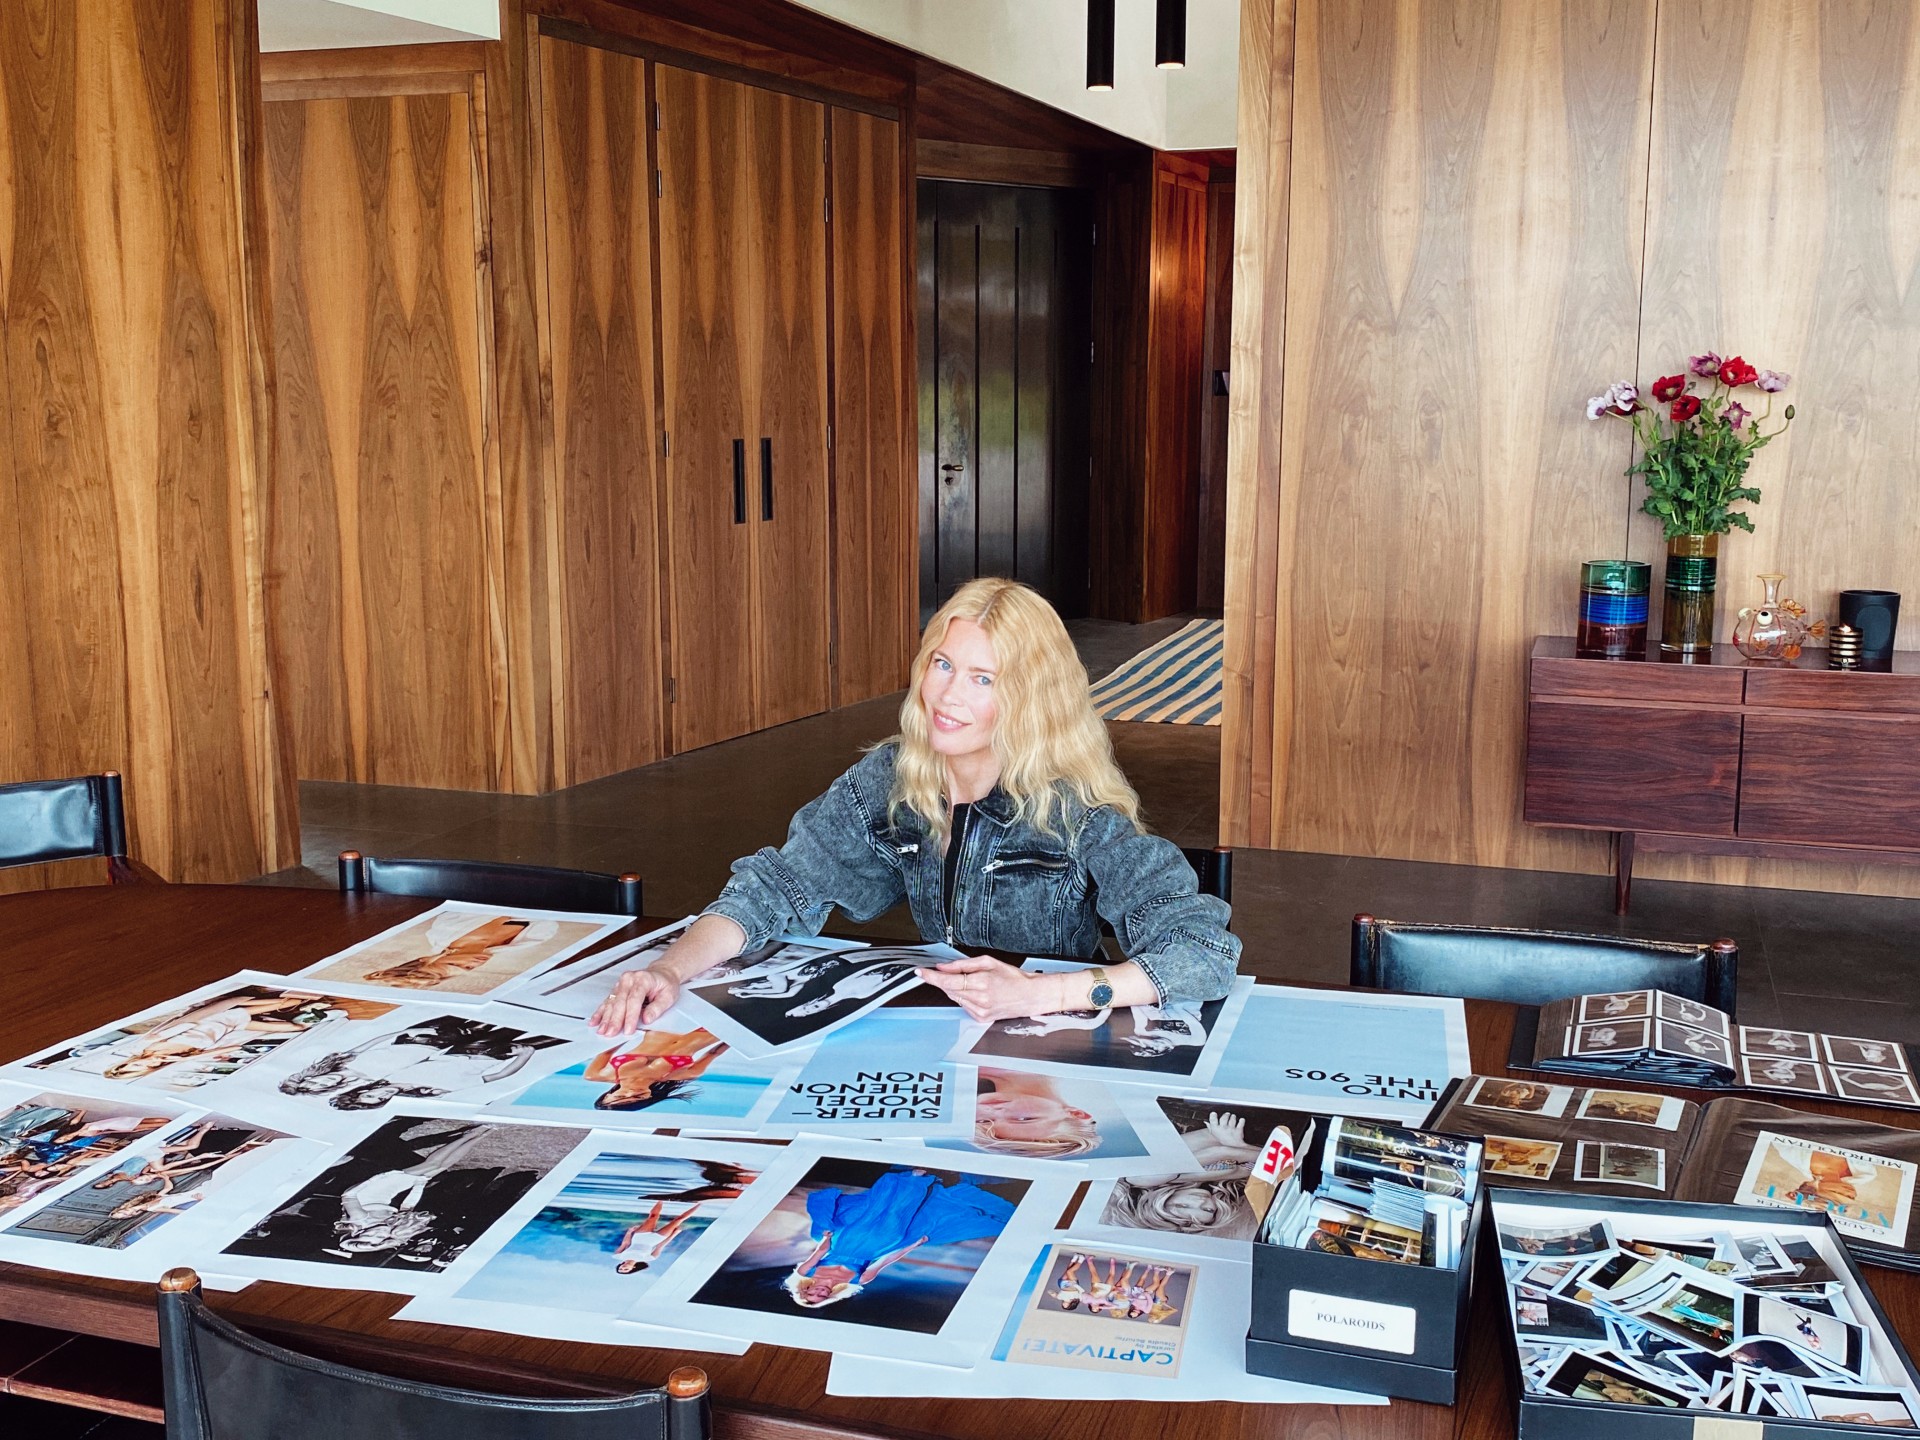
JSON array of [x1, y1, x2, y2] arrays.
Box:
[[1613, 832, 1635, 915]]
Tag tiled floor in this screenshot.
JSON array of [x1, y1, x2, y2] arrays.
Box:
[[262, 616, 1920, 1043]]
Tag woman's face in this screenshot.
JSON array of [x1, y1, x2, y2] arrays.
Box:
[[920, 618, 1000, 761], [1161, 1189, 1219, 1226], [977, 1090, 1092, 1141]]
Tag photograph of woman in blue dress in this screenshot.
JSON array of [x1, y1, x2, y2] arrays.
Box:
[[690, 1159, 1030, 1334]]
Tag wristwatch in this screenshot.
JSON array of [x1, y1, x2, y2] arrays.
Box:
[[1085, 966, 1114, 1010]]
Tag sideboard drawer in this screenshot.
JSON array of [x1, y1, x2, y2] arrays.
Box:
[[1524, 701, 1741, 834], [1738, 713, 1920, 849], [1744, 668, 1920, 716]]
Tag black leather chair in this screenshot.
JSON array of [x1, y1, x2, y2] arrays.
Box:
[[1184, 846, 1233, 905], [1350, 915, 1739, 1016], [0, 771, 157, 881], [338, 851, 643, 916], [159, 1269, 708, 1440]]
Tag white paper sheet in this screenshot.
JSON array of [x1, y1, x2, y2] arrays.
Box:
[[752, 1009, 974, 1140], [907, 1068, 1194, 1178], [637, 1137, 1079, 1367], [497, 918, 694, 1024], [673, 939, 947, 1058], [391, 1295, 749, 1353]]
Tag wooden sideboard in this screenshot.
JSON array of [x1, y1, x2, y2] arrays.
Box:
[[1524, 636, 1920, 910]]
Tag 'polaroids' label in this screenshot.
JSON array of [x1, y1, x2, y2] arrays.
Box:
[[1286, 1289, 1417, 1355]]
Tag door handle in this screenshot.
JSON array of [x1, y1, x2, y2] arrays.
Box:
[[760, 437, 774, 521], [940, 462, 963, 484], [731, 439, 746, 525]]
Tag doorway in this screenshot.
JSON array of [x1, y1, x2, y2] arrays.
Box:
[[916, 180, 1091, 622]]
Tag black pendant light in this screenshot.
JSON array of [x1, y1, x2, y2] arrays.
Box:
[[1087, 0, 1115, 90], [1155, 0, 1187, 68]]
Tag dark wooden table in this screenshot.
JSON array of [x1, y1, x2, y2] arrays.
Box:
[[0, 884, 1914, 1438]]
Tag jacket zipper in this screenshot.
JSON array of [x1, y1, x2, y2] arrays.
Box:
[[945, 806, 972, 946]]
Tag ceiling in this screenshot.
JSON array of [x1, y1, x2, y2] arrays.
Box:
[[257, 0, 498, 51]]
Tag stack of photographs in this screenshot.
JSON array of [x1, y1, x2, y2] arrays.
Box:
[[1495, 1198, 1920, 1426], [1527, 992, 1920, 1111], [1258, 1118, 1481, 1269]]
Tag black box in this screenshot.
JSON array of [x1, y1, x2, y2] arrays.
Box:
[[1491, 1188, 1920, 1437], [1244, 1189, 1485, 1404]]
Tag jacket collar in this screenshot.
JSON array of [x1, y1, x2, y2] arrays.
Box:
[[969, 787, 1020, 826]]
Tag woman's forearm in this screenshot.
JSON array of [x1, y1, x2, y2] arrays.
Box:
[[1045, 960, 1159, 1013], [649, 915, 749, 986]]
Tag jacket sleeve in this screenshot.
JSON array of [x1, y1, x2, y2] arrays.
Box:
[[1075, 808, 1241, 1003], [700, 748, 907, 953]]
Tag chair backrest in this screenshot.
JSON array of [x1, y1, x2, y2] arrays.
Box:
[[339, 852, 643, 916], [1349, 916, 1739, 1016], [159, 1269, 707, 1440], [0, 772, 128, 869], [1183, 846, 1233, 905]]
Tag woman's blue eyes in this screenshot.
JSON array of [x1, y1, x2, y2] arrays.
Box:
[[974, 674, 993, 687], [932, 657, 991, 686]]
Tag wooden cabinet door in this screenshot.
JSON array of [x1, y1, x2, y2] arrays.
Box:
[[743, 86, 831, 730], [657, 66, 757, 752], [1524, 701, 1741, 834]]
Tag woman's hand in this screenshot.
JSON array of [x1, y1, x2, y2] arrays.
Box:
[[922, 956, 1066, 1024], [590, 968, 680, 1037]]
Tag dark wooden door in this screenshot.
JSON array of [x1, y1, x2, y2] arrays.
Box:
[[917, 180, 1089, 622]]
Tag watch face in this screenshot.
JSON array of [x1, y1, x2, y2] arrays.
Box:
[[1090, 982, 1115, 1008]]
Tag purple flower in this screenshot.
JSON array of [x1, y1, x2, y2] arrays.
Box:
[[1606, 381, 1640, 414], [1757, 370, 1790, 392], [1724, 400, 1751, 430], [1689, 352, 1723, 378]]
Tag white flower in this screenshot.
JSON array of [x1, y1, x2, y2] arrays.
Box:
[[1585, 395, 1610, 420]]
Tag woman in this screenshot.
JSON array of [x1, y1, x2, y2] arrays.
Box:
[[586, 1028, 729, 1113], [613, 1201, 701, 1274], [592, 579, 1240, 1036], [970, 1070, 1101, 1159], [363, 916, 535, 989], [787, 1167, 1015, 1308]]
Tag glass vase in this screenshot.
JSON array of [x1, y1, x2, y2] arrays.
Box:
[[1577, 560, 1651, 659], [1660, 534, 1718, 659]]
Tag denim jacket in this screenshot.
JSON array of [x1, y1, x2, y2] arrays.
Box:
[[702, 743, 1241, 1002]]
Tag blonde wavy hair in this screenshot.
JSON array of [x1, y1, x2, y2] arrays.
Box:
[[890, 578, 1141, 841]]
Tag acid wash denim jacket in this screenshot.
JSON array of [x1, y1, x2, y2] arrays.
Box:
[[702, 742, 1241, 1003]]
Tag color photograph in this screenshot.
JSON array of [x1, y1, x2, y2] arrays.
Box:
[[924, 1069, 1161, 1173], [1496, 1219, 1613, 1258], [1484, 1135, 1562, 1181], [274, 1013, 572, 1115], [1464, 1077, 1572, 1118], [1735, 1131, 1916, 1247], [1541, 1351, 1688, 1408], [298, 902, 624, 1001], [1741, 1293, 1867, 1375], [220, 1116, 582, 1290], [1800, 1384, 1920, 1427], [1001, 1246, 1195, 1377], [501, 919, 692, 1023], [0, 1088, 179, 1213], [1575, 1089, 1685, 1130], [677, 941, 941, 1055], [1573, 1141, 1666, 1190]]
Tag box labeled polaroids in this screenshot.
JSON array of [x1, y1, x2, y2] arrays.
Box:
[[1492, 1187, 1920, 1437], [1245, 1117, 1485, 1405]]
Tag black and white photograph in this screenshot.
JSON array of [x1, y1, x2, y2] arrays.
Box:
[[1822, 1035, 1910, 1073], [273, 1014, 572, 1114], [1738, 1026, 1819, 1062], [1655, 993, 1728, 1036], [1740, 1056, 1831, 1095], [1654, 1020, 1732, 1069], [1571, 1019, 1650, 1057], [1831, 1067, 1920, 1107], [1573, 1142, 1666, 1190], [675, 941, 942, 1055], [219, 1116, 583, 1291]]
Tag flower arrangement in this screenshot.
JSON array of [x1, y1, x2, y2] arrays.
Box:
[[1586, 353, 1796, 538]]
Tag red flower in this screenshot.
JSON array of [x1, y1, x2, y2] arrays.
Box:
[[1718, 356, 1759, 387], [1651, 375, 1686, 403], [1670, 395, 1702, 422]]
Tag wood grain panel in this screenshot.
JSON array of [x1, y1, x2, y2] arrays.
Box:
[[1738, 712, 1920, 850], [1524, 702, 1742, 833], [263, 91, 498, 792], [0, 0, 292, 885], [535, 35, 667, 784], [1088, 153, 1153, 621], [1745, 666, 1920, 716], [1530, 638, 1747, 705], [1142, 154, 1210, 620], [1196, 178, 1235, 611], [829, 109, 913, 705]]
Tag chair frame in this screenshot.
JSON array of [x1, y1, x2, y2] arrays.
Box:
[[338, 851, 643, 917], [0, 770, 160, 882]]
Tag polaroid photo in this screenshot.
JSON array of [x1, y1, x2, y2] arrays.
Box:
[[1732, 1366, 1788, 1416], [1655, 993, 1729, 1036], [1795, 1383, 1920, 1429], [1633, 1265, 1741, 1350], [1573, 1141, 1666, 1191], [1740, 1055, 1831, 1095], [1540, 1350, 1691, 1408], [1463, 1076, 1573, 1119], [1720, 1336, 1826, 1379], [1483, 1135, 1562, 1181], [294, 902, 630, 1005], [1579, 991, 1654, 1024], [1497, 1218, 1614, 1259], [1739, 1026, 1820, 1062], [639, 1137, 1078, 1367], [1832, 1067, 1920, 1107], [1574, 1089, 1686, 1131], [1822, 1035, 1909, 1074], [1734, 1130, 1917, 1248], [1512, 1288, 1611, 1347], [1654, 1020, 1733, 1069], [1558, 1252, 1663, 1306], [1728, 1232, 1796, 1280], [499, 918, 693, 1024], [1619, 1236, 1730, 1277], [1571, 1019, 1650, 1057], [676, 940, 950, 1057], [1520, 1258, 1579, 1290], [1740, 1292, 1867, 1377]]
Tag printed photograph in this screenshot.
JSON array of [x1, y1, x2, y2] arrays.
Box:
[[1575, 1089, 1681, 1129], [1326, 1117, 1473, 1197], [1740, 1056, 1831, 1095], [1563, 1251, 1658, 1301], [1542, 1351, 1688, 1408], [1483, 1136, 1562, 1181], [1736, 1132, 1916, 1247], [1742, 1293, 1865, 1374], [686, 1157, 1030, 1335], [28, 986, 394, 1093], [1654, 1020, 1733, 1068], [1496, 1219, 1612, 1257], [276, 1014, 567, 1114], [1800, 1385, 1919, 1428], [0, 1091, 176, 1212], [1573, 1141, 1666, 1190], [965, 992, 1232, 1081], [1512, 1287, 1610, 1345], [1579, 991, 1653, 1024], [1719, 1337, 1822, 1379], [304, 906, 613, 999], [999, 1246, 1195, 1378], [1464, 1077, 1571, 1117], [1571, 1019, 1650, 1056], [930, 1070, 1152, 1166], [1739, 1026, 1819, 1062], [1832, 1067, 1920, 1107], [1098, 1098, 1315, 1242], [455, 1148, 761, 1314], [1306, 1211, 1423, 1265], [223, 1117, 580, 1273], [6, 1116, 288, 1249], [497, 1028, 779, 1127], [1822, 1035, 1908, 1073], [1642, 1272, 1738, 1348], [681, 943, 931, 1052], [1655, 993, 1728, 1036], [506, 922, 690, 1022]]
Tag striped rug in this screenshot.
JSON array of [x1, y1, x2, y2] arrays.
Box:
[[1091, 618, 1223, 725]]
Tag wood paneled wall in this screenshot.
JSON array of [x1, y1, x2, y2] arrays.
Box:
[[1226, 0, 1920, 898], [1143, 155, 1210, 621], [0, 0, 294, 885]]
